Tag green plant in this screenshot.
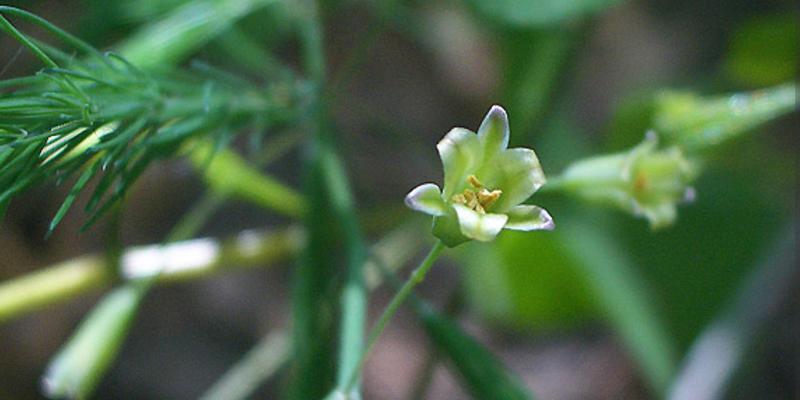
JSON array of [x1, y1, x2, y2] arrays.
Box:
[[0, 2, 796, 399]]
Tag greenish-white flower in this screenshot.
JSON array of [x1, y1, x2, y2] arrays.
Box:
[[555, 132, 697, 229], [405, 105, 554, 247]]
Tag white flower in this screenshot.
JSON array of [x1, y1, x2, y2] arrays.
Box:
[[405, 105, 554, 247]]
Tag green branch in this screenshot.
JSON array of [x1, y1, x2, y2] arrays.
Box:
[[0, 228, 301, 324], [186, 139, 307, 219], [290, 0, 370, 397], [343, 240, 446, 392]]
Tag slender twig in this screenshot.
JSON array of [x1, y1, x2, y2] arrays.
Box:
[[344, 240, 446, 391], [199, 331, 291, 400], [294, 0, 370, 396], [0, 228, 301, 324]]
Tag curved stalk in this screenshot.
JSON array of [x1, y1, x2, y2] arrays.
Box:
[[343, 240, 446, 391]]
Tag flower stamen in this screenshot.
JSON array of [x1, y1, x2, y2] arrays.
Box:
[[452, 175, 502, 214]]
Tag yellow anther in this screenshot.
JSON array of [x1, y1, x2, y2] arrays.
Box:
[[477, 189, 502, 209], [467, 175, 483, 189], [452, 176, 502, 214]]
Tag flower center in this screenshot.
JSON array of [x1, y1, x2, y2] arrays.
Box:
[[451, 175, 502, 214]]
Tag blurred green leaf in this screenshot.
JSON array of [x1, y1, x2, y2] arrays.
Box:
[[465, 0, 620, 27], [501, 27, 583, 144], [724, 15, 799, 87], [614, 167, 787, 351], [461, 230, 595, 330], [560, 216, 677, 394], [606, 84, 796, 153], [668, 226, 795, 400], [187, 139, 307, 219], [654, 83, 796, 152], [413, 298, 534, 400], [462, 209, 678, 394], [200, 331, 291, 400], [42, 284, 145, 399], [117, 0, 280, 68]]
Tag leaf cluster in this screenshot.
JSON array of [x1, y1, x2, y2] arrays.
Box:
[[0, 9, 302, 234]]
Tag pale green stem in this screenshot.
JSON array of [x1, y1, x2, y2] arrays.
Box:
[[0, 228, 301, 324], [344, 240, 446, 391], [200, 222, 425, 399], [186, 139, 307, 219], [200, 331, 291, 400]]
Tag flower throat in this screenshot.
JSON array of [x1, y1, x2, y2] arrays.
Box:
[[452, 175, 502, 214]]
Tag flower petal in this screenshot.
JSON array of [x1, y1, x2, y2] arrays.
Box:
[[488, 148, 546, 212], [477, 105, 510, 159], [437, 127, 482, 198], [503, 205, 554, 231], [453, 204, 508, 242], [404, 183, 447, 216]]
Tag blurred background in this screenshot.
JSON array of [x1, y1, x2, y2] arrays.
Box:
[[0, 0, 797, 399]]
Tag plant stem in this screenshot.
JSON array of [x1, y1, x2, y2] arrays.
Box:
[[199, 331, 291, 400], [0, 228, 301, 324], [344, 240, 446, 391], [186, 139, 307, 219], [293, 0, 371, 396]]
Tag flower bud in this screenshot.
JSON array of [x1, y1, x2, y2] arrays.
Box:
[[556, 132, 697, 228]]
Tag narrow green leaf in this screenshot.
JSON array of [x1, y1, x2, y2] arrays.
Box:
[[117, 0, 281, 68], [655, 83, 797, 152], [187, 139, 307, 219], [200, 332, 291, 400], [42, 284, 145, 399], [466, 0, 620, 27], [287, 152, 339, 399], [412, 298, 533, 400], [667, 227, 795, 400], [47, 162, 102, 237], [464, 212, 678, 395], [501, 27, 583, 144], [563, 218, 677, 394]]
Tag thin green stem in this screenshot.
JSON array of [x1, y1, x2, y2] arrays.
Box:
[[0, 14, 58, 68], [0, 6, 104, 60], [294, 0, 370, 396], [290, 0, 368, 397], [186, 139, 307, 219], [0, 228, 300, 324], [344, 240, 446, 391], [0, 12, 89, 103], [200, 331, 291, 400]]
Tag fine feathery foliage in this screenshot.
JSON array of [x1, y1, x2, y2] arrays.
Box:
[[0, 7, 302, 234]]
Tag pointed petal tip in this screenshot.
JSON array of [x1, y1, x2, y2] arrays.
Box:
[[483, 105, 509, 128], [488, 104, 508, 118], [405, 183, 447, 216], [682, 187, 697, 203], [539, 209, 556, 230]]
